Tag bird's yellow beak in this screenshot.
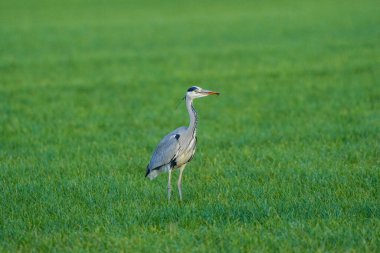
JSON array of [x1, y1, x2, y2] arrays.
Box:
[[205, 91, 220, 95]]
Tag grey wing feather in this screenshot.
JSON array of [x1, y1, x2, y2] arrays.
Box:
[[148, 126, 187, 170]]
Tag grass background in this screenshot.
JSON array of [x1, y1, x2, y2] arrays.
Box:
[[1, 0, 379, 251]]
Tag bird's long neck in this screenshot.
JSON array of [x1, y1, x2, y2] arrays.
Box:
[[186, 96, 197, 136]]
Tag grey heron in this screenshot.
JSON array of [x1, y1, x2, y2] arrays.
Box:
[[145, 86, 220, 201]]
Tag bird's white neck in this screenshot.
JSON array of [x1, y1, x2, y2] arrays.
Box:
[[186, 96, 197, 136]]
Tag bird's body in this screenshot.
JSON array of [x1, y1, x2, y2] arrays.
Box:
[[145, 86, 219, 201], [145, 125, 196, 179]]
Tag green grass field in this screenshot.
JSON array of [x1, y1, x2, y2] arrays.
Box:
[[1, 0, 379, 251]]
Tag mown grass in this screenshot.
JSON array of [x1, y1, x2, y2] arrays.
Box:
[[1, 0, 379, 252]]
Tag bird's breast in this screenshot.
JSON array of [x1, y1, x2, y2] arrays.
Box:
[[175, 136, 197, 167]]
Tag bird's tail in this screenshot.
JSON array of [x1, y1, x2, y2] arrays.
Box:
[[145, 166, 158, 180]]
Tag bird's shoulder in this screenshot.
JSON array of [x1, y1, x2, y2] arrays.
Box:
[[162, 126, 187, 141], [155, 126, 187, 149]]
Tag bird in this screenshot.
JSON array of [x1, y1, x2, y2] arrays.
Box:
[[145, 86, 220, 201]]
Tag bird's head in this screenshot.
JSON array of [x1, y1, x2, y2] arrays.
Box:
[[186, 86, 220, 99]]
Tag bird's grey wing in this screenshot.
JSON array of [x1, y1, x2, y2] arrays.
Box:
[[148, 126, 187, 170]]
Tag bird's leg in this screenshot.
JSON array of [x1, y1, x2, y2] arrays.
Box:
[[177, 165, 186, 201], [168, 169, 172, 201]]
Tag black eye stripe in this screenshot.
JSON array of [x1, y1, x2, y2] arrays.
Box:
[[187, 86, 198, 92]]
